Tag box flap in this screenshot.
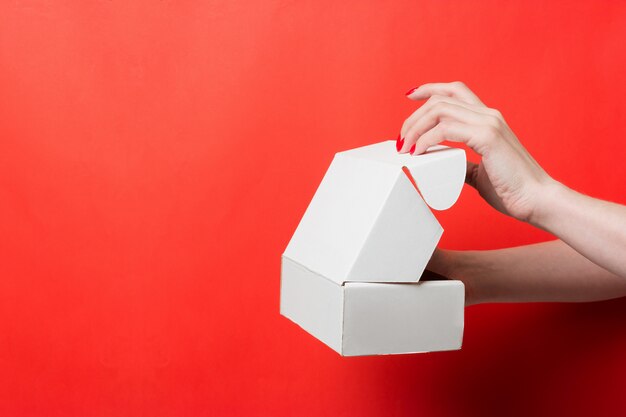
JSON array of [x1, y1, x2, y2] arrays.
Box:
[[339, 141, 466, 210]]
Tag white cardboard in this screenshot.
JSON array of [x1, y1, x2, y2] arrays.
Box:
[[280, 257, 464, 356], [281, 140, 467, 356], [283, 141, 466, 284]]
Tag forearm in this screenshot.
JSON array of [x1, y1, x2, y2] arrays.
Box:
[[531, 181, 626, 278], [430, 240, 626, 305]]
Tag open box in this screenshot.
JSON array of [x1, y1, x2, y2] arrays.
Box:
[[281, 140, 466, 356]]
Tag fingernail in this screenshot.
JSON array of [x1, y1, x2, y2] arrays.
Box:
[[405, 86, 418, 96], [396, 135, 404, 152], [409, 143, 416, 155]]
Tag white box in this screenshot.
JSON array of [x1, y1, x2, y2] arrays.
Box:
[[281, 140, 467, 356], [281, 257, 464, 356]]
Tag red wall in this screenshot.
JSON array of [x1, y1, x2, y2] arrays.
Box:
[[1, 1, 625, 416]]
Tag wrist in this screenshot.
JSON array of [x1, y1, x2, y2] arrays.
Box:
[[429, 249, 481, 306], [527, 178, 570, 229], [427, 249, 456, 278], [449, 250, 481, 306]]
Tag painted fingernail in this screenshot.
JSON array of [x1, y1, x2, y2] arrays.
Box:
[[405, 86, 418, 96], [409, 143, 416, 155], [396, 135, 404, 152]]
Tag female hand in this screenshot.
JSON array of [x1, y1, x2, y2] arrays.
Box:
[[412, 82, 626, 301], [399, 81, 555, 224]]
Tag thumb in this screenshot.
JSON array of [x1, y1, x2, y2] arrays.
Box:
[[465, 161, 479, 189]]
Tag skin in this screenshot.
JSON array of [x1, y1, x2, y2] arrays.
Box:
[[400, 81, 626, 305]]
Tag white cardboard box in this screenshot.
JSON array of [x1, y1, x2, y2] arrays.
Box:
[[281, 140, 466, 356]]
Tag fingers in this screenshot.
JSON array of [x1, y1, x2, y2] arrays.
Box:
[[399, 81, 504, 158], [401, 95, 476, 139], [465, 161, 479, 189], [409, 120, 474, 155], [411, 119, 498, 156], [400, 101, 488, 153], [406, 81, 484, 106]]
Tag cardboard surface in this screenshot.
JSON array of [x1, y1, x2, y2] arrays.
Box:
[[280, 257, 344, 353], [342, 280, 464, 356], [283, 140, 466, 284], [281, 140, 467, 356], [337, 142, 466, 211], [280, 257, 465, 356]]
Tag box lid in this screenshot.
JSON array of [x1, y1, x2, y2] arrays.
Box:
[[338, 141, 466, 210], [283, 140, 465, 284]]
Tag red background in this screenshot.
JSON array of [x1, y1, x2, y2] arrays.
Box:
[[1, 1, 625, 416]]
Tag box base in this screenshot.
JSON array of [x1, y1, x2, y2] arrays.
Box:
[[281, 257, 465, 356]]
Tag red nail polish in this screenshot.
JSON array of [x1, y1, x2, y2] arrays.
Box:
[[396, 135, 404, 152], [409, 143, 416, 155], [405, 86, 418, 96]]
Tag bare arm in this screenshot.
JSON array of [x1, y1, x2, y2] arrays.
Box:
[[398, 82, 626, 303], [532, 183, 626, 279], [428, 240, 626, 305]]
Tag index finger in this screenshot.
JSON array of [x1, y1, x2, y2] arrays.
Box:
[[406, 81, 484, 106]]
